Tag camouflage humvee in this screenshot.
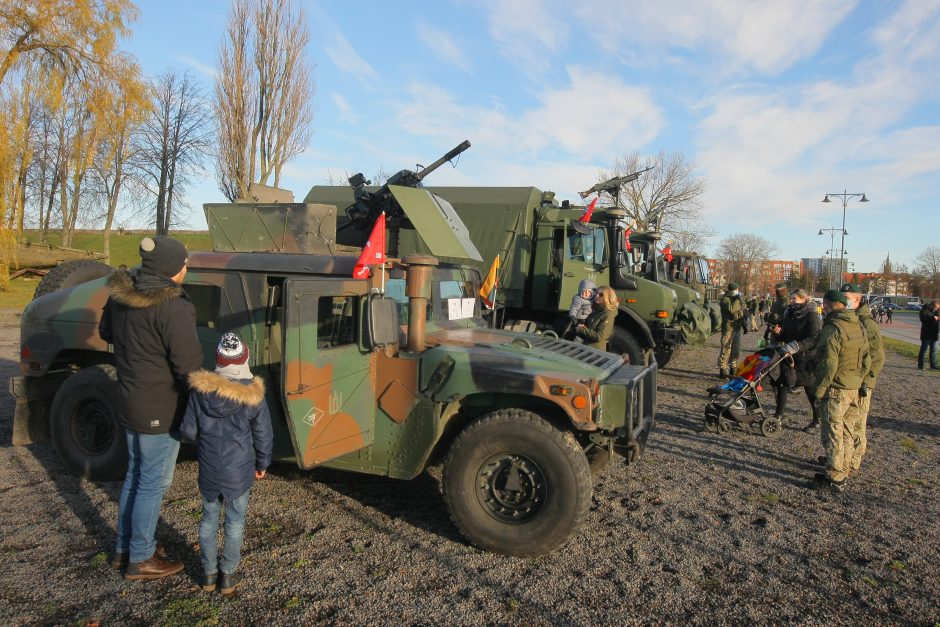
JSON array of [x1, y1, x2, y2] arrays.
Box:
[[10, 143, 656, 557]]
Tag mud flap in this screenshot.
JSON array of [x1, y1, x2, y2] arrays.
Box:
[[9, 372, 70, 446]]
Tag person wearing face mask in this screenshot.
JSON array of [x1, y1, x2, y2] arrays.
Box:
[[717, 282, 745, 378], [763, 283, 789, 342]]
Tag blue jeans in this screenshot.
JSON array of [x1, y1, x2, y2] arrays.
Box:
[[199, 490, 250, 575], [919, 339, 938, 368], [116, 431, 181, 562]]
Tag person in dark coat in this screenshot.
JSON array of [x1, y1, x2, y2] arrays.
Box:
[[575, 285, 618, 350], [770, 289, 822, 429], [919, 301, 940, 370], [99, 236, 203, 580], [180, 332, 273, 596]]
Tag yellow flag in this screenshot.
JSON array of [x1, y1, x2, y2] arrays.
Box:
[[479, 254, 499, 308]]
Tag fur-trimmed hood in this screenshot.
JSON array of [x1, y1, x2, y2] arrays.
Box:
[[106, 268, 183, 309], [188, 370, 266, 407]]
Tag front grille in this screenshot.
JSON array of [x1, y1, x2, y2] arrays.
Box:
[[524, 336, 623, 370]]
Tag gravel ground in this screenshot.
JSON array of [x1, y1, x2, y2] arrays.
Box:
[[1, 306, 938, 625]]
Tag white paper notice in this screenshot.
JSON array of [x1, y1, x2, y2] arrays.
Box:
[[461, 298, 476, 318], [447, 299, 462, 320]]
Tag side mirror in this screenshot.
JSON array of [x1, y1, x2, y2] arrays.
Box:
[[367, 295, 400, 348]]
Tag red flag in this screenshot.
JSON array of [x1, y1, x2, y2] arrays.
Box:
[[353, 212, 386, 279], [660, 242, 673, 263], [579, 196, 598, 223], [624, 223, 633, 251]]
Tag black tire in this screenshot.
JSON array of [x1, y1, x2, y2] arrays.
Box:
[[50, 365, 127, 481], [654, 345, 676, 369], [760, 416, 781, 437], [33, 260, 112, 300], [442, 408, 592, 557], [610, 327, 645, 365]]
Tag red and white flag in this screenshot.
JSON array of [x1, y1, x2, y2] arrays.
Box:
[[660, 241, 673, 263], [579, 196, 598, 223], [353, 212, 386, 279], [624, 220, 635, 251]]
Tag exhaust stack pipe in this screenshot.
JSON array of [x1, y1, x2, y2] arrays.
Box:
[[403, 255, 439, 353]]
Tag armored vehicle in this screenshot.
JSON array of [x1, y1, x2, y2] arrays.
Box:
[[306, 183, 709, 367], [11, 143, 656, 557], [661, 250, 721, 330]]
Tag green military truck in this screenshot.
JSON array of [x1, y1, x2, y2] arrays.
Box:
[[11, 144, 656, 557], [662, 250, 721, 330], [307, 184, 709, 367]]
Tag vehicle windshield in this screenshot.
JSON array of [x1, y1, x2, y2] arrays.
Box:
[[567, 226, 607, 266], [385, 265, 483, 325]]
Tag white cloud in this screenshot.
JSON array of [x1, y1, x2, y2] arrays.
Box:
[[330, 93, 357, 124], [574, 0, 856, 75], [311, 10, 377, 84], [172, 54, 217, 80], [415, 22, 472, 73], [392, 66, 662, 163], [480, 0, 570, 79]]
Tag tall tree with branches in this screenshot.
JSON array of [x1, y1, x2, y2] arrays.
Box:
[[597, 150, 709, 245], [214, 0, 314, 201], [137, 70, 212, 235], [716, 233, 779, 295]]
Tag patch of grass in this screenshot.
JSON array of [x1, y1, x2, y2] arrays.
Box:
[[745, 493, 779, 505], [908, 477, 927, 486], [89, 552, 108, 568], [284, 596, 302, 610], [185, 508, 203, 521], [862, 576, 879, 587], [370, 568, 388, 579], [292, 558, 307, 569], [161, 597, 220, 627], [844, 528, 858, 538], [506, 597, 520, 611], [881, 337, 920, 360], [890, 560, 906, 571], [265, 522, 283, 534], [899, 437, 926, 456]]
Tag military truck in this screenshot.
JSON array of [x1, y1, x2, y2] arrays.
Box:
[[662, 250, 721, 330], [307, 182, 708, 367], [625, 231, 714, 343], [11, 143, 656, 557]]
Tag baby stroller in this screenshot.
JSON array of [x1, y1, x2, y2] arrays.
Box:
[[704, 344, 795, 437]]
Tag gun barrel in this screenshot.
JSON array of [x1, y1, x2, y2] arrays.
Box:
[[415, 140, 471, 181]]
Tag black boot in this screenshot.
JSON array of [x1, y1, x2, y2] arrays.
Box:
[[717, 368, 727, 379]]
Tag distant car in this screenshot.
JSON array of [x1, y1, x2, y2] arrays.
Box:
[[905, 303, 921, 311], [883, 303, 901, 310]]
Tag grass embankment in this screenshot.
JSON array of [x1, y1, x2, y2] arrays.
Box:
[[1, 231, 212, 310], [881, 337, 920, 360]]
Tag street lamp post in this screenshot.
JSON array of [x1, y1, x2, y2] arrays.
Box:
[[818, 226, 844, 289], [822, 190, 869, 289]]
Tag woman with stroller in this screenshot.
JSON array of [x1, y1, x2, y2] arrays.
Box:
[[770, 288, 823, 432]]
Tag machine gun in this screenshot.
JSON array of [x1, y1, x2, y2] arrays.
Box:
[[345, 140, 471, 229], [578, 166, 653, 201]]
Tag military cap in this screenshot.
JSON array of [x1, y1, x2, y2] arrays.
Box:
[[774, 282, 787, 291], [823, 289, 848, 306], [840, 283, 862, 294], [727, 282, 739, 290]]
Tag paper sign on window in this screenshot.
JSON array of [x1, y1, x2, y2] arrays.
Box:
[[461, 298, 475, 318]]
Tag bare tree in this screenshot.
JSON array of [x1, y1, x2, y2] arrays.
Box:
[[597, 150, 708, 240], [214, 0, 314, 201], [137, 71, 212, 235], [716, 233, 779, 295]]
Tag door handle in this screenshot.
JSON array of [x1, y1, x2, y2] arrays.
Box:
[[563, 272, 575, 277]]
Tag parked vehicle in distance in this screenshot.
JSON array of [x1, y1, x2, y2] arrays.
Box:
[[905, 303, 921, 311]]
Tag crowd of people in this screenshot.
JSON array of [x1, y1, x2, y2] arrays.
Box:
[[712, 279, 940, 493]]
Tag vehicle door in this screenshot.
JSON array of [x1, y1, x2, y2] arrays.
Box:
[[184, 271, 254, 371], [282, 278, 374, 468], [556, 223, 606, 310]]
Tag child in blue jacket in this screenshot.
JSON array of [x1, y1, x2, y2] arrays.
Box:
[[180, 332, 273, 596]]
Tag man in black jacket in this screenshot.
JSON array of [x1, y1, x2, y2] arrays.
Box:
[[919, 301, 940, 370], [99, 237, 204, 580]]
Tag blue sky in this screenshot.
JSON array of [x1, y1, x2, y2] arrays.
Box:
[[127, 0, 940, 273]]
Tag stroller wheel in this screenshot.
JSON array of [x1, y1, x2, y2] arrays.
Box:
[[760, 416, 781, 437]]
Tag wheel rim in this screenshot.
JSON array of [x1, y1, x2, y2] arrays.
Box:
[[761, 418, 780, 436], [475, 453, 547, 524], [70, 399, 115, 456]]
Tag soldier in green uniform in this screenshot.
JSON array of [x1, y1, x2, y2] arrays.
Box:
[[763, 283, 789, 342], [840, 283, 884, 476], [811, 289, 870, 493], [717, 282, 745, 378]]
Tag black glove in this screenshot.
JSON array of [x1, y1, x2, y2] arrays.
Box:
[[859, 384, 869, 398]]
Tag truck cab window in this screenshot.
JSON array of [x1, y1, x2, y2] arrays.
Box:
[[566, 227, 607, 265], [317, 296, 358, 349]]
